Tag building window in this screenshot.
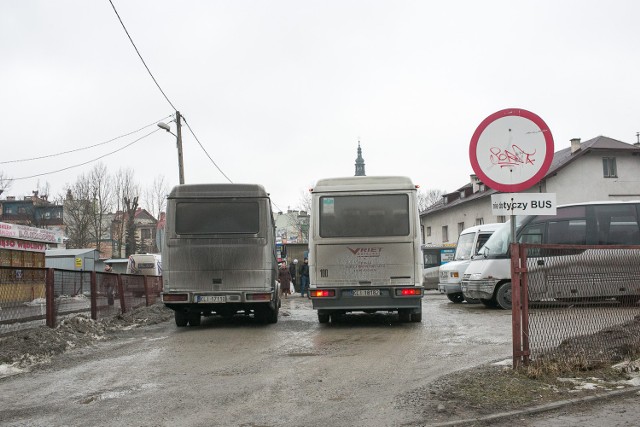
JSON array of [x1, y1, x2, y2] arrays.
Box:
[[476, 218, 484, 225], [141, 229, 151, 239], [442, 226, 449, 242], [603, 157, 617, 178], [458, 222, 465, 235], [18, 207, 26, 214], [497, 215, 507, 223], [426, 226, 431, 237], [5, 207, 12, 214]]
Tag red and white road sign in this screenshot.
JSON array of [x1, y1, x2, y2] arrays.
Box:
[[469, 108, 554, 193]]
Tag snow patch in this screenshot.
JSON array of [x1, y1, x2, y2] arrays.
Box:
[[0, 362, 27, 378]]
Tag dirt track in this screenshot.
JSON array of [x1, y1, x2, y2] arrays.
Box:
[[1, 292, 512, 427]]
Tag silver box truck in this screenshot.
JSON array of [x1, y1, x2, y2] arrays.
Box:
[[161, 184, 280, 326]]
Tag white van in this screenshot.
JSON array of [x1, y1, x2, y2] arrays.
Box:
[[462, 201, 640, 309], [127, 253, 162, 276], [438, 223, 502, 303]]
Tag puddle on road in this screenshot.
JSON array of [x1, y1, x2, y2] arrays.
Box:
[[79, 383, 158, 404]]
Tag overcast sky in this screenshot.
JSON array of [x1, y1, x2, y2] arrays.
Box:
[[2, 1, 639, 213]]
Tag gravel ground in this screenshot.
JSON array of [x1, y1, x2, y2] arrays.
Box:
[[1, 304, 639, 425]]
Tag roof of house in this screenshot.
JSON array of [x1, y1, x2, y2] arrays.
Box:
[[420, 136, 640, 217]]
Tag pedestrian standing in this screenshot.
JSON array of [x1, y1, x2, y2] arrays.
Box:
[[277, 262, 292, 299], [104, 264, 115, 306], [289, 259, 299, 294], [299, 257, 310, 297]]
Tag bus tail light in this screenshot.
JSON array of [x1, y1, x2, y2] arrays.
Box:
[[247, 293, 272, 301], [396, 288, 422, 296], [310, 289, 335, 298], [162, 293, 189, 302]]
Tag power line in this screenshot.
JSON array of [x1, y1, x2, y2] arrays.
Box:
[[182, 116, 233, 183], [11, 128, 162, 181], [107, 1, 233, 185], [107, 0, 178, 112], [0, 115, 172, 165]]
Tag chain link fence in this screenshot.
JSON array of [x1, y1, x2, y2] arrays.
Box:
[[0, 267, 163, 334], [512, 243, 640, 367]]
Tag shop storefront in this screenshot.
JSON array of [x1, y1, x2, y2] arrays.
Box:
[[0, 222, 62, 303]]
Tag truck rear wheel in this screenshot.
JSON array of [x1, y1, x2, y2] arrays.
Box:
[[398, 309, 411, 323], [188, 311, 201, 326], [317, 311, 330, 323], [256, 302, 279, 324], [175, 311, 188, 327]]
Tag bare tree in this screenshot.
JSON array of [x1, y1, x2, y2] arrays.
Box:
[[112, 168, 138, 258], [287, 211, 310, 243], [0, 171, 13, 195], [63, 176, 94, 249], [417, 188, 445, 213], [88, 163, 114, 256], [296, 187, 312, 214], [124, 196, 139, 257], [143, 175, 169, 220]]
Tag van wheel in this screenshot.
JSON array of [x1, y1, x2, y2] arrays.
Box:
[[410, 311, 422, 322], [175, 311, 188, 327], [465, 297, 481, 304], [318, 311, 330, 324], [480, 298, 498, 308], [447, 293, 465, 303], [188, 312, 201, 326], [495, 282, 512, 310], [398, 309, 411, 323]]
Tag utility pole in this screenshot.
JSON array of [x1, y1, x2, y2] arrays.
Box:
[[176, 111, 185, 184]]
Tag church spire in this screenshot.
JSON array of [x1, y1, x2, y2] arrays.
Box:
[[354, 140, 366, 176]]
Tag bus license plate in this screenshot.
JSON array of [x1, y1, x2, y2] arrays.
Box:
[[352, 289, 381, 297], [196, 295, 226, 303]]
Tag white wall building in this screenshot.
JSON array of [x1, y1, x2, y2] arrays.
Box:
[[420, 136, 640, 245]]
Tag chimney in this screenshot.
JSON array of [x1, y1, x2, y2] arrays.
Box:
[[570, 138, 581, 154], [470, 174, 480, 193]]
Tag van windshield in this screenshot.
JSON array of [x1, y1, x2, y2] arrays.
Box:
[[176, 201, 260, 234], [319, 194, 409, 238], [454, 233, 475, 260], [479, 218, 525, 256]]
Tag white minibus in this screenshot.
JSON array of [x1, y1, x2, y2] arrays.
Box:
[[308, 176, 424, 323]]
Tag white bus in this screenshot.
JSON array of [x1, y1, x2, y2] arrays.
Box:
[[308, 176, 424, 323]]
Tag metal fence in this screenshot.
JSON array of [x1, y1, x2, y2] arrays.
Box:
[[0, 266, 162, 334], [511, 243, 640, 367]]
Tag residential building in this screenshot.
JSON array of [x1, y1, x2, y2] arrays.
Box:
[[275, 209, 310, 244], [420, 136, 640, 245]]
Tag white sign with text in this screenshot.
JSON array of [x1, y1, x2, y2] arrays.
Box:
[[491, 193, 557, 215]]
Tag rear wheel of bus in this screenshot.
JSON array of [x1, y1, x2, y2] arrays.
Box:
[[175, 310, 188, 327], [255, 302, 279, 324]]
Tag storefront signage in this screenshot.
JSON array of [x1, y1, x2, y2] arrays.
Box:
[[0, 222, 60, 243], [0, 237, 47, 252]]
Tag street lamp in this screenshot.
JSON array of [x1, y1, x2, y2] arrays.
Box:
[[158, 111, 185, 185]]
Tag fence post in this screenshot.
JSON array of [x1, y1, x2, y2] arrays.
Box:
[[45, 268, 55, 328], [118, 274, 127, 314], [143, 275, 150, 307], [511, 243, 522, 369], [90, 271, 97, 320], [520, 245, 530, 366]]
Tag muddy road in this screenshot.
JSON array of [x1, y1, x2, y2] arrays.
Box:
[[1, 292, 511, 427]]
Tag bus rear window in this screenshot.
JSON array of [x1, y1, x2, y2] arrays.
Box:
[[175, 201, 260, 234], [319, 194, 409, 237]]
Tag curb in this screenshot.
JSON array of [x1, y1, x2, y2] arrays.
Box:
[[429, 385, 640, 426]]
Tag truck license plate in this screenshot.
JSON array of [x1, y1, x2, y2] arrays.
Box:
[[352, 289, 381, 297], [196, 295, 226, 303]]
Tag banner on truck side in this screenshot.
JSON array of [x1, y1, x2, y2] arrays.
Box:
[[491, 193, 557, 215]]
